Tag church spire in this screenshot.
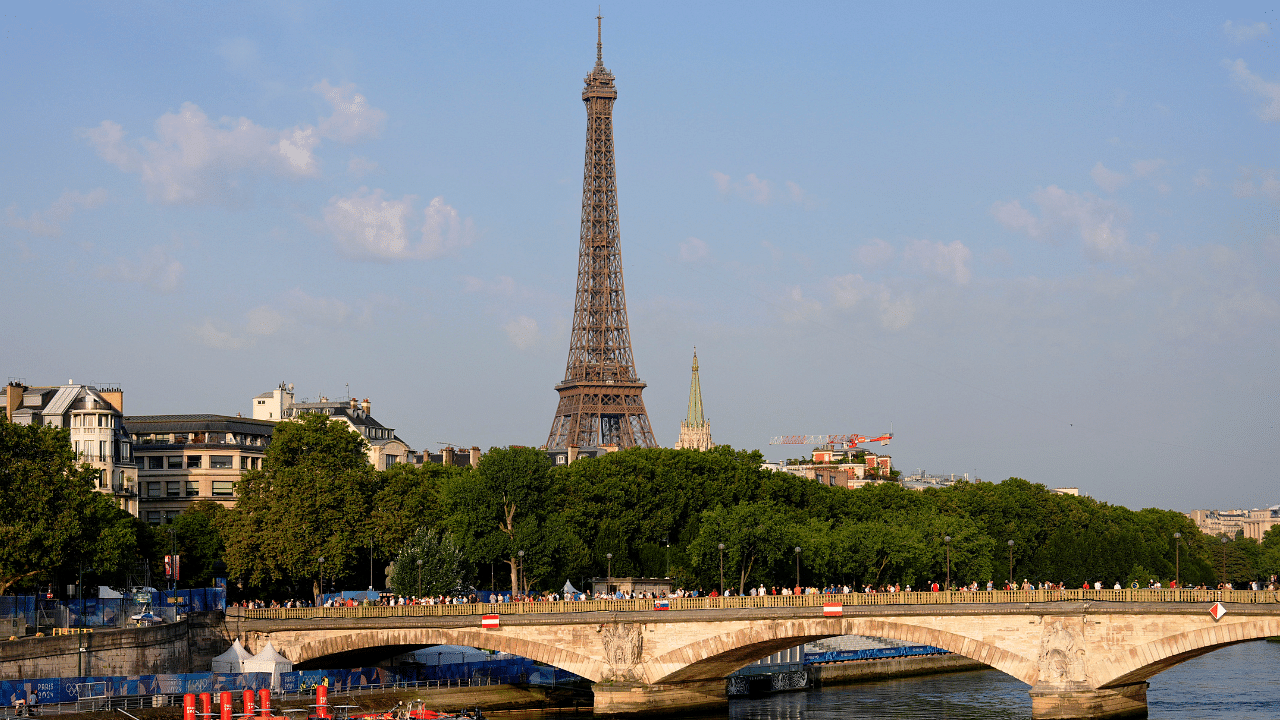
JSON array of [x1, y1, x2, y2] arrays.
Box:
[[674, 348, 714, 451]]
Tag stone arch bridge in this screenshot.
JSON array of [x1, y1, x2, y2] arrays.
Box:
[[230, 590, 1280, 719]]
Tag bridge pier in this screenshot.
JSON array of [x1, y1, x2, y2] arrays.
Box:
[[591, 679, 727, 715], [1029, 682, 1148, 719]]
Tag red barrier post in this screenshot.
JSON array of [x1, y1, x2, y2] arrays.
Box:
[[315, 684, 329, 718], [201, 692, 212, 718], [258, 688, 271, 718], [243, 689, 255, 718], [220, 692, 233, 720], [184, 694, 197, 720]]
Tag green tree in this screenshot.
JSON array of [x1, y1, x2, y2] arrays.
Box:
[[150, 500, 228, 588], [0, 420, 139, 594], [221, 413, 376, 598], [389, 528, 463, 597]]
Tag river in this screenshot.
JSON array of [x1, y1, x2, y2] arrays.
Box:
[[724, 639, 1279, 720]]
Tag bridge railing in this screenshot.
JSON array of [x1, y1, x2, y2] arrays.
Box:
[[230, 588, 1279, 620]]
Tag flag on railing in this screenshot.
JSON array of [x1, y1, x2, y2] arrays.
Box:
[[823, 603, 843, 617], [654, 599, 670, 611], [482, 614, 500, 629]]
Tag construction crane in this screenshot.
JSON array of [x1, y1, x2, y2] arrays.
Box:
[[769, 432, 893, 448]]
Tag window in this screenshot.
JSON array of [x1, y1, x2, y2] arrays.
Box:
[[173, 433, 187, 444], [240, 456, 249, 470], [168, 456, 183, 469], [556, 454, 566, 465], [146, 511, 161, 525], [212, 480, 235, 497], [210, 455, 233, 469], [121, 443, 130, 461], [97, 414, 105, 427], [186, 481, 199, 496], [252, 457, 261, 470], [384, 455, 398, 469], [166, 481, 180, 497], [146, 482, 162, 497], [99, 441, 107, 460], [98, 471, 107, 489], [165, 511, 179, 523], [187, 455, 202, 469]]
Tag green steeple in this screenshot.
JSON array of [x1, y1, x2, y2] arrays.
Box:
[[686, 349, 705, 426]]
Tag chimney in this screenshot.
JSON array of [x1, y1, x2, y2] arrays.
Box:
[[567, 445, 579, 464], [442, 447, 454, 466], [5, 382, 24, 421], [361, 398, 371, 415], [469, 446, 480, 468], [99, 388, 124, 414], [349, 397, 357, 411]]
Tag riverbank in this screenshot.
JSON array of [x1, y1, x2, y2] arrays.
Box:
[[810, 653, 989, 687]]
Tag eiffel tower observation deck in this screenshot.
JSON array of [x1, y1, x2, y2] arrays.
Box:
[[545, 16, 657, 451]]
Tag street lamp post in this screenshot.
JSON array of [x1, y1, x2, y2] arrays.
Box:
[[416, 558, 423, 598], [605, 553, 612, 597], [1220, 536, 1229, 588], [794, 547, 801, 589], [717, 543, 725, 596], [1007, 540, 1015, 588], [1173, 532, 1181, 588], [168, 527, 177, 592], [944, 536, 952, 591], [318, 556, 325, 607], [518, 550, 526, 597], [664, 534, 671, 577]]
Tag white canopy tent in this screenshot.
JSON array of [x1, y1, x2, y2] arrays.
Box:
[[243, 642, 293, 690], [211, 639, 253, 673], [563, 580, 579, 596]]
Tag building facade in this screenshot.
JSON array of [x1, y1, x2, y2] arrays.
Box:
[[253, 383, 411, 469], [2, 381, 138, 514], [126, 414, 275, 524]]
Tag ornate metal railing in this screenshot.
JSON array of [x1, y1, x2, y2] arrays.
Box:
[[231, 588, 1280, 620]]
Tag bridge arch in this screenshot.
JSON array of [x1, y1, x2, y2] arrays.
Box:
[[645, 616, 1038, 685], [1097, 615, 1280, 688]]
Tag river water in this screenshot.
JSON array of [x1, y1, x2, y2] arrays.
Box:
[[724, 639, 1279, 720]]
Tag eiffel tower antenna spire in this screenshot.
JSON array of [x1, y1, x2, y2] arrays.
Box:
[[545, 18, 656, 451], [596, 8, 603, 66]]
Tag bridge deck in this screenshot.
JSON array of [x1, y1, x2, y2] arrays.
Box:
[[230, 588, 1279, 621]]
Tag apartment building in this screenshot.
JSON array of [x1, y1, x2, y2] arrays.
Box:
[[2, 381, 138, 514], [126, 414, 275, 524], [252, 383, 410, 470]]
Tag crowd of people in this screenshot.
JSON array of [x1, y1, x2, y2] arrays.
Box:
[[228, 574, 1280, 608]]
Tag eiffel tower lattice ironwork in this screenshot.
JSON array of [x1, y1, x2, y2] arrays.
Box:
[[545, 15, 657, 451]]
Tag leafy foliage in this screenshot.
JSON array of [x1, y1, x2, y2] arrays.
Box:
[[389, 528, 463, 597]]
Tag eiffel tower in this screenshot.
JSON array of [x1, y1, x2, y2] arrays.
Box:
[[545, 16, 657, 451]]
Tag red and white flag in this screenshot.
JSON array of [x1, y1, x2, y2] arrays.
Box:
[[481, 614, 501, 629], [823, 603, 843, 616]]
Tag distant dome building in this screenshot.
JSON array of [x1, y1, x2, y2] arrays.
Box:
[[674, 350, 714, 451]]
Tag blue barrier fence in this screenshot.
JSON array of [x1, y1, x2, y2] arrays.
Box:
[[803, 645, 948, 664], [0, 657, 584, 706], [0, 590, 225, 628]]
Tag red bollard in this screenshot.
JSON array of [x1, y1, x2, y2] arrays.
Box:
[[243, 689, 255, 718], [201, 692, 212, 719], [315, 684, 329, 718], [220, 692, 234, 720], [258, 688, 271, 718], [184, 694, 197, 720]]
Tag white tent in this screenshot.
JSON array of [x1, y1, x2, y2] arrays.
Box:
[[211, 639, 253, 673], [563, 580, 579, 596], [243, 642, 293, 690]]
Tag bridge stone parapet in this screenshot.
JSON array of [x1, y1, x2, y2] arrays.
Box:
[[232, 595, 1280, 719]]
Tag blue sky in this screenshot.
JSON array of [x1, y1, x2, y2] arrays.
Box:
[[4, 2, 1279, 511]]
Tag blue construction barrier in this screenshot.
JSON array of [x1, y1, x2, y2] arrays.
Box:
[[0, 672, 271, 706], [803, 645, 948, 664]]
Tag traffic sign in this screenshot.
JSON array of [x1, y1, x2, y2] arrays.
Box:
[[1209, 601, 1227, 620]]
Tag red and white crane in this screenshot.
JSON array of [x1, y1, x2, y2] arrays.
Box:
[[769, 432, 893, 448]]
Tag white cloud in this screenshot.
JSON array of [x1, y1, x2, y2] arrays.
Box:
[[314, 80, 386, 142], [1224, 59, 1280, 123], [1193, 169, 1212, 188], [324, 189, 473, 260], [246, 305, 286, 336], [902, 239, 972, 284], [1223, 20, 1270, 44], [5, 189, 107, 237], [191, 288, 369, 349], [1090, 162, 1128, 193], [711, 171, 812, 207], [1232, 167, 1280, 201], [857, 238, 895, 267], [1131, 158, 1167, 177], [827, 274, 915, 329], [991, 185, 1129, 257], [97, 245, 184, 292], [679, 236, 710, 262], [348, 155, 379, 178], [83, 81, 386, 204], [193, 320, 249, 350], [503, 316, 539, 349]]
